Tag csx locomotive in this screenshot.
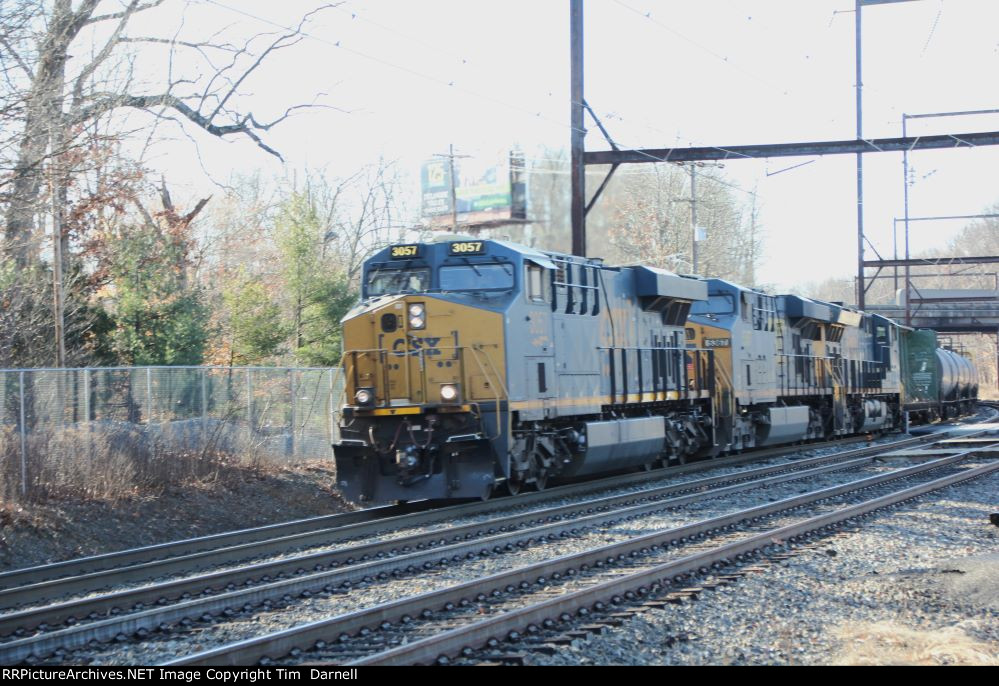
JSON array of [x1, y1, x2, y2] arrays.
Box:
[[333, 235, 978, 503]]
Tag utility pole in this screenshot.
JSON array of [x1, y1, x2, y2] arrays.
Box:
[[748, 185, 759, 286], [855, 0, 865, 310], [570, 0, 585, 256], [902, 113, 911, 325], [854, 0, 923, 309], [690, 164, 698, 275], [433, 144, 470, 233], [682, 161, 721, 275]]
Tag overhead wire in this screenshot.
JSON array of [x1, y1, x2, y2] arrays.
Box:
[[920, 2, 944, 57], [199, 0, 584, 136], [331, 2, 474, 68], [201, 0, 829, 175], [197, 0, 833, 208]]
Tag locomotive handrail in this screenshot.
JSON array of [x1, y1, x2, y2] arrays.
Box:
[[464, 345, 508, 439], [552, 281, 599, 290], [596, 345, 716, 352], [597, 345, 714, 403], [331, 355, 351, 433], [776, 353, 888, 396]]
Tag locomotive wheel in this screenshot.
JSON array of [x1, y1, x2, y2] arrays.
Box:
[[505, 477, 523, 496], [533, 471, 548, 491], [480, 481, 494, 501]]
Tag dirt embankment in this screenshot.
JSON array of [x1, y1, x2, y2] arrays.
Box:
[[0, 461, 355, 572]]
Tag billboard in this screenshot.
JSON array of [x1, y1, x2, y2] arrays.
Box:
[[421, 150, 526, 227]]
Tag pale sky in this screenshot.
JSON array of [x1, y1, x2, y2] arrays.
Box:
[[117, 0, 999, 295]]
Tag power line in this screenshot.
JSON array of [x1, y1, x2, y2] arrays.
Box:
[[332, 2, 473, 68], [201, 0, 812, 201], [920, 2, 944, 56], [614, 0, 878, 133], [584, 106, 816, 189], [199, 0, 585, 136], [612, 0, 790, 96]]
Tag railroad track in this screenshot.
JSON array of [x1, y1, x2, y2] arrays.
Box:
[[0, 434, 938, 619], [0, 421, 993, 665], [177, 440, 999, 666], [0, 437, 928, 648], [0, 432, 906, 594]]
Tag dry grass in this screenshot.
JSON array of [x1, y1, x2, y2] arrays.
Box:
[[831, 620, 999, 666], [0, 422, 277, 504]]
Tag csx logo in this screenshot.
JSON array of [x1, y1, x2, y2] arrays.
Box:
[[392, 337, 442, 357]]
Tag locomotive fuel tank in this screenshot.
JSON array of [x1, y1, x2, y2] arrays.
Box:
[[756, 406, 810, 446], [560, 416, 668, 477]]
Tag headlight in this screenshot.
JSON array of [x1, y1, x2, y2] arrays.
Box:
[[440, 384, 459, 402], [409, 302, 426, 329], [354, 388, 374, 406]]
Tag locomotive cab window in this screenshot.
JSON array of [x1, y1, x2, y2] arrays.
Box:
[[752, 295, 776, 331], [440, 263, 513, 291], [662, 300, 691, 326], [526, 264, 549, 303], [690, 292, 735, 316], [365, 266, 430, 296]]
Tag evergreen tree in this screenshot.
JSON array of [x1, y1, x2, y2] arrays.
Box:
[[223, 272, 288, 365], [275, 191, 357, 367], [107, 222, 208, 366]]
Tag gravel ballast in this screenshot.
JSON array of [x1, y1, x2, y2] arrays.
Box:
[[527, 469, 999, 666], [55, 457, 979, 663], [7, 415, 994, 665]]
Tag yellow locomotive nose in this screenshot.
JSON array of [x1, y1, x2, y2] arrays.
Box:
[[341, 295, 504, 410]]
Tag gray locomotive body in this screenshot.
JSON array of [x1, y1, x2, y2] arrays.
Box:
[[334, 236, 979, 503]]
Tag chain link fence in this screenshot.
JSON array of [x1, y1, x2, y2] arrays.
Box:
[[0, 366, 345, 502]]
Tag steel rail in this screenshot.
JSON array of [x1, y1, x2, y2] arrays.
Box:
[[0, 435, 937, 612], [350, 460, 999, 666], [0, 434, 896, 591], [0, 446, 982, 663], [162, 443, 999, 667], [0, 503, 436, 591], [0, 429, 980, 663], [0, 443, 907, 636]]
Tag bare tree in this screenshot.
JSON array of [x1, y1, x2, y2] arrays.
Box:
[[0, 0, 337, 368], [307, 159, 406, 282], [589, 162, 761, 283], [195, 160, 407, 367], [1, 0, 337, 266]]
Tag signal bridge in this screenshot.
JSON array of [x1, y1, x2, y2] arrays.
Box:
[[865, 289, 999, 334]]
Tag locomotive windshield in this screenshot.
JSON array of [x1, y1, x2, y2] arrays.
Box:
[[690, 292, 736, 316], [440, 263, 514, 291], [365, 266, 430, 296]]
